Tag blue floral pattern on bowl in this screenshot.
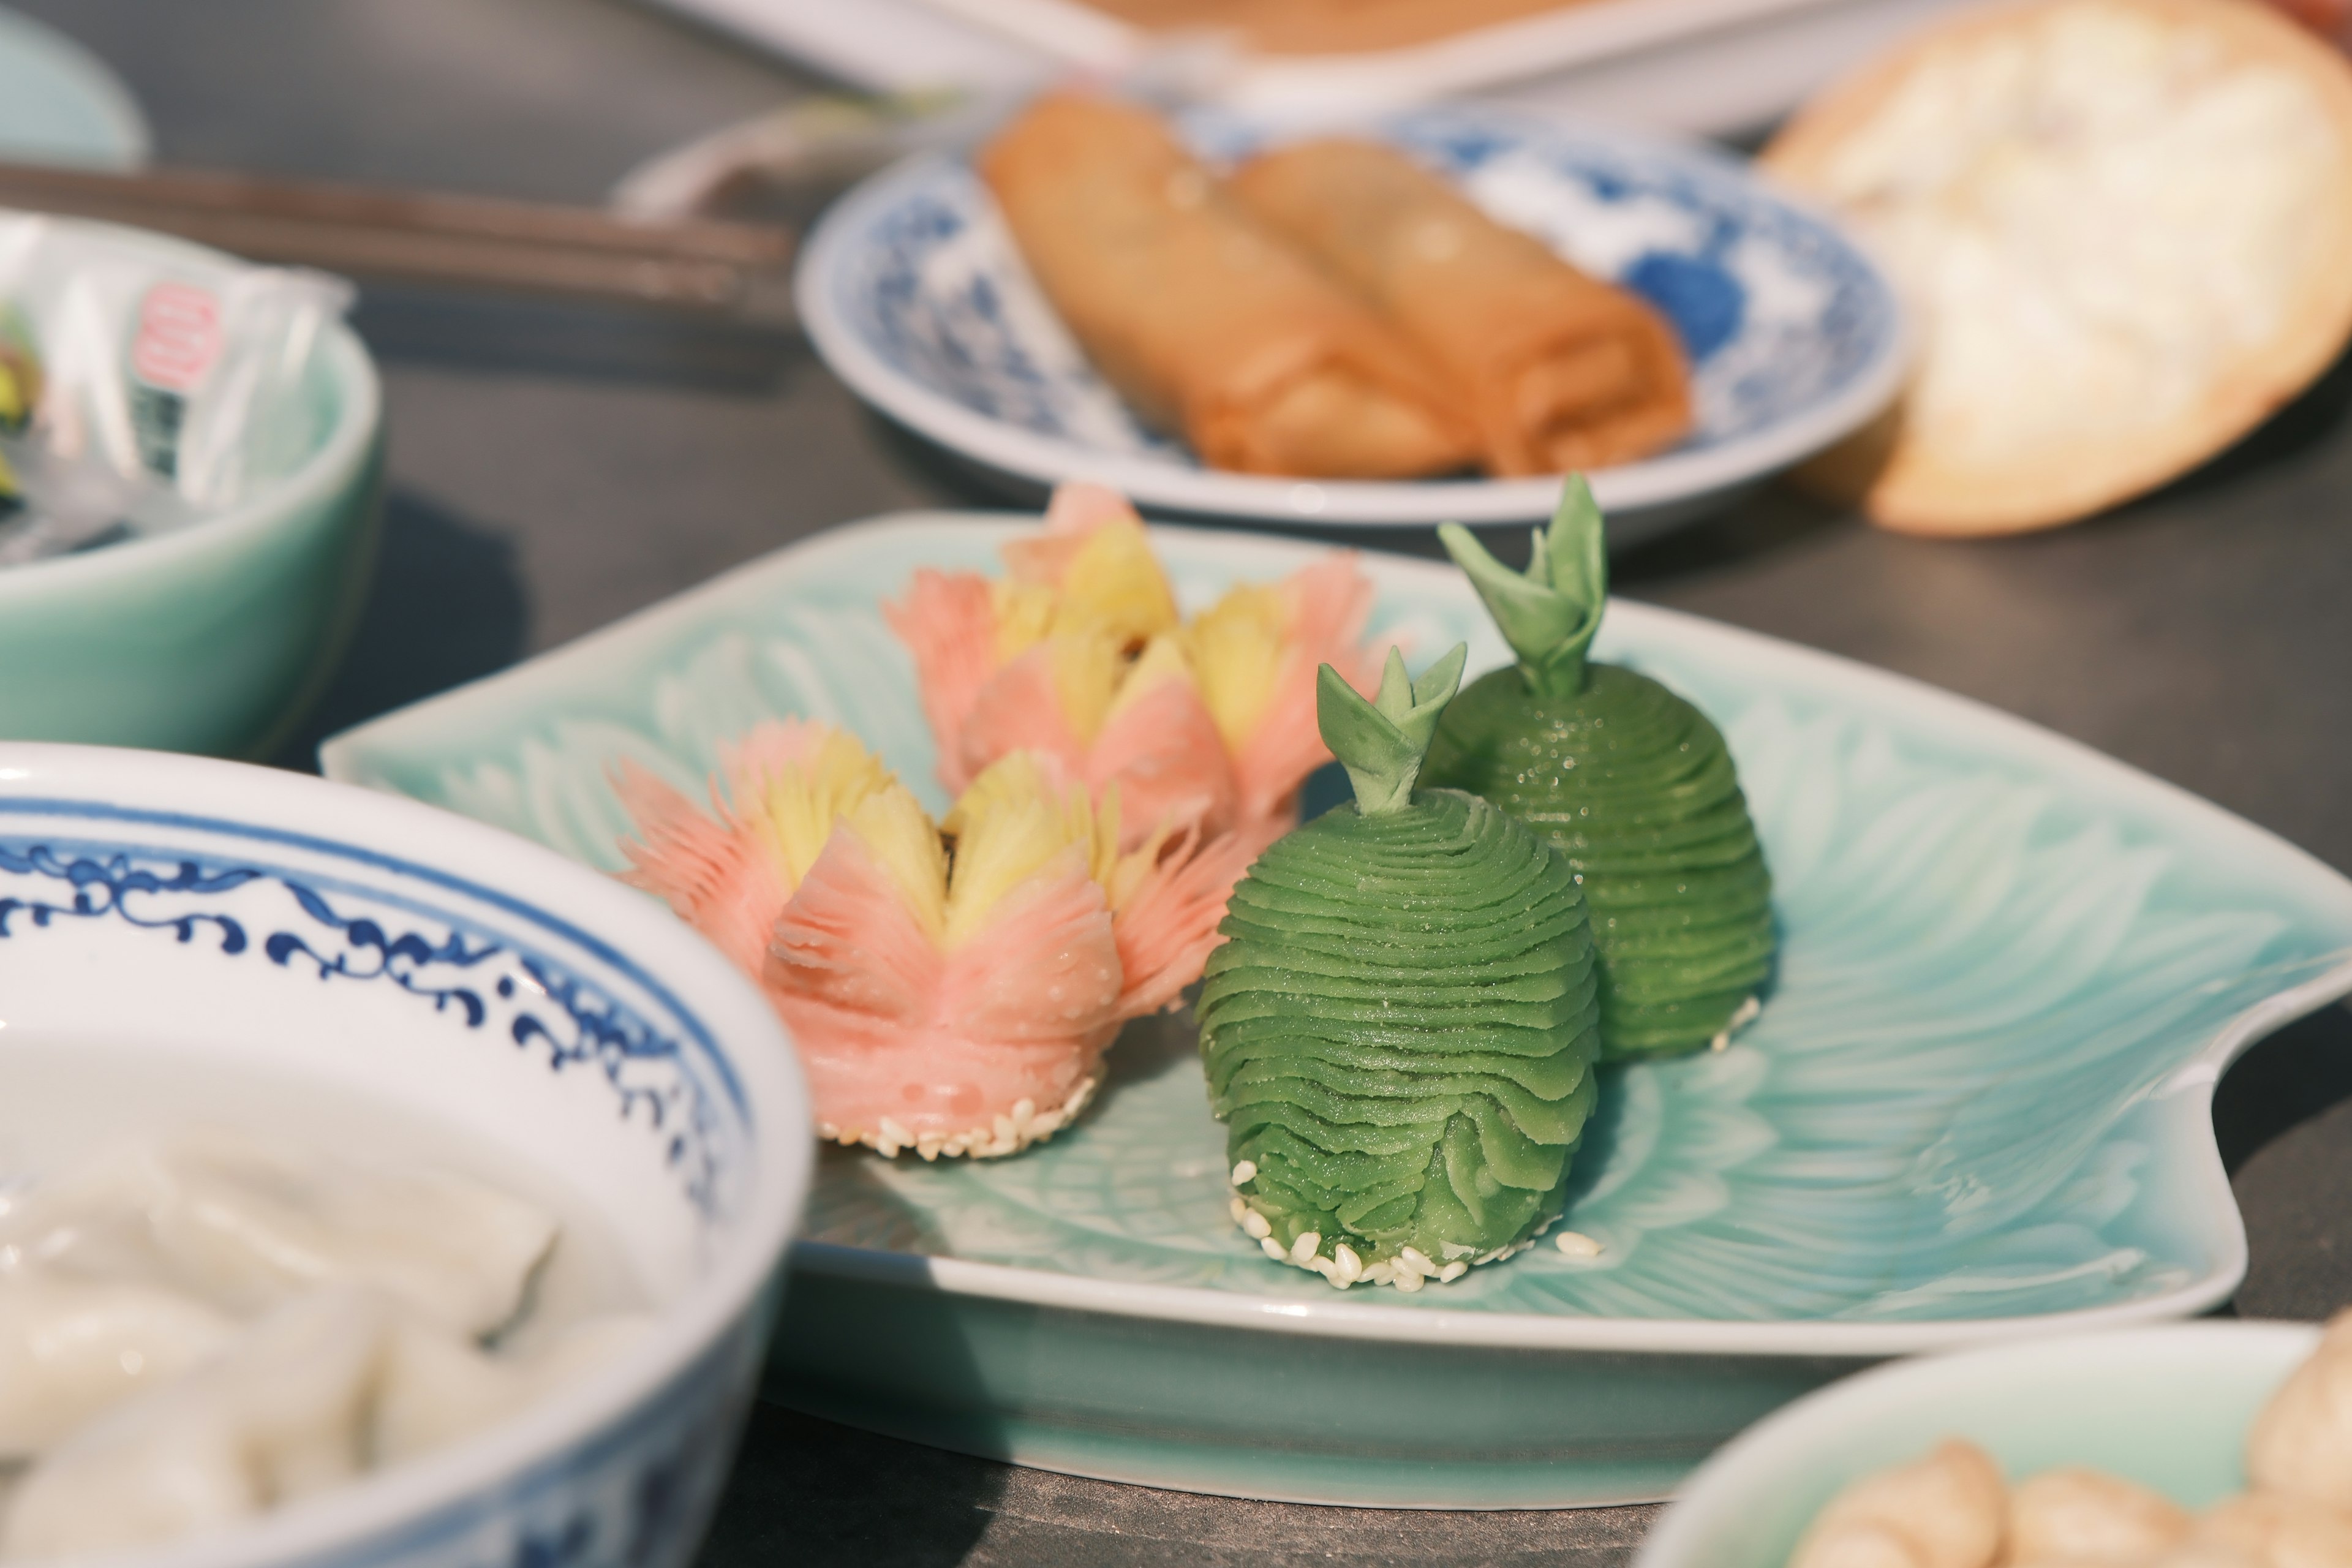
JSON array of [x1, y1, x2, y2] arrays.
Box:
[[0, 758, 808, 1568]]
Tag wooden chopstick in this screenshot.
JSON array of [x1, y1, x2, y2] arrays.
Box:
[[0, 160, 799, 322]]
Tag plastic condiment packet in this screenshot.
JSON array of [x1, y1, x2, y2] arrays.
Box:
[[0, 211, 352, 568]]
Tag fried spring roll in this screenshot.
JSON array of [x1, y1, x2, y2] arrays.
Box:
[[978, 95, 1476, 480], [1229, 139, 1694, 476]]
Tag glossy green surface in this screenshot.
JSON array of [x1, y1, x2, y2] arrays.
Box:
[[1433, 484, 1774, 1058], [1201, 787, 1602, 1273], [1425, 663, 1775, 1058], [0, 228, 382, 759]]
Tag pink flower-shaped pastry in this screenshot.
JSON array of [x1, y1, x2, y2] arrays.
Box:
[[888, 483, 1381, 850], [616, 723, 1253, 1159]]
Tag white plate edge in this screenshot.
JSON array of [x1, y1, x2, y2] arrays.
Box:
[[914, 0, 1874, 108]]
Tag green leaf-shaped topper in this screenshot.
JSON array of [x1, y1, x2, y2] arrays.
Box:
[[1317, 642, 1469, 816], [1436, 475, 1608, 699]]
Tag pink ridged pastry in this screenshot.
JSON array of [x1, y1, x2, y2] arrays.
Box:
[[616, 723, 1250, 1159], [886, 482, 1382, 849]]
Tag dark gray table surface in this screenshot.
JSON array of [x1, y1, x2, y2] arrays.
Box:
[[21, 1, 2352, 1561]]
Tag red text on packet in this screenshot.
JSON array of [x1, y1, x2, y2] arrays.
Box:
[[131, 283, 222, 393]]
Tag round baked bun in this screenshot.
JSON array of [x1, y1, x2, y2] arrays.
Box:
[[1761, 0, 2352, 536]]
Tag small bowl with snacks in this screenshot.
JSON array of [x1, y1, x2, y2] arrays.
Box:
[[1636, 1316, 2351, 1568], [0, 212, 381, 758], [0, 742, 812, 1568], [797, 94, 1905, 540]]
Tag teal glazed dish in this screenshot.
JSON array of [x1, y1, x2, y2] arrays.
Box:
[[1636, 1322, 2321, 1568], [321, 513, 2352, 1508], [0, 220, 382, 760], [0, 5, 149, 169]]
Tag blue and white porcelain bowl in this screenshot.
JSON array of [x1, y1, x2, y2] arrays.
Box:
[[0, 744, 812, 1568], [796, 102, 1907, 540]]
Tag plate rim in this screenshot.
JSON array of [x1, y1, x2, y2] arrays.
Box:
[[0, 5, 151, 170], [1632, 1318, 2323, 1568], [914, 0, 1877, 107], [794, 104, 1910, 529], [324, 508, 2352, 1357]]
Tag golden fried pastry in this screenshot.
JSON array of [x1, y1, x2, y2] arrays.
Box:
[[1761, 0, 2352, 535]]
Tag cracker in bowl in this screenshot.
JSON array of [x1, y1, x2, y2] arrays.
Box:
[[1762, 0, 2352, 536]]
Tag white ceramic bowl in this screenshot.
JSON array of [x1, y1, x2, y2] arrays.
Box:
[[1635, 1321, 2320, 1568], [0, 743, 812, 1568]]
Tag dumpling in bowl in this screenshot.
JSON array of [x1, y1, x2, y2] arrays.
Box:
[[2, 1284, 650, 1560], [0, 1274, 236, 1457], [0, 1129, 557, 1334]]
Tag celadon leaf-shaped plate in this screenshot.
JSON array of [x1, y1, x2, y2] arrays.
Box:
[[322, 514, 2352, 1509]]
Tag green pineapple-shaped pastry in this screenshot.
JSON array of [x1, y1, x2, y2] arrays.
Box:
[[1197, 642, 1603, 1291], [1422, 477, 1774, 1060]]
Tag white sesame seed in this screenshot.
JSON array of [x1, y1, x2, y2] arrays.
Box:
[[1241, 1208, 1272, 1240], [1229, 1196, 1247, 1224], [1231, 1159, 1257, 1186], [1394, 1267, 1425, 1293], [1439, 1261, 1468, 1283], [1399, 1246, 1435, 1277], [1333, 1244, 1362, 1284], [1555, 1231, 1604, 1259], [1291, 1231, 1319, 1264], [1260, 1235, 1287, 1261]]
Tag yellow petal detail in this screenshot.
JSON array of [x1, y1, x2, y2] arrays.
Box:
[[1054, 516, 1179, 647], [840, 786, 948, 941], [1182, 582, 1289, 752], [729, 727, 901, 893], [1048, 625, 1126, 745], [1104, 632, 1196, 723], [943, 753, 1117, 945], [990, 579, 1058, 665], [1102, 813, 1178, 915]]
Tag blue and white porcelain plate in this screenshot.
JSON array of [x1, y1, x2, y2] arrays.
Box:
[[797, 103, 1906, 537], [321, 513, 2352, 1508]]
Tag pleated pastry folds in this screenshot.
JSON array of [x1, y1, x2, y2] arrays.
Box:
[[1198, 788, 1602, 1270]]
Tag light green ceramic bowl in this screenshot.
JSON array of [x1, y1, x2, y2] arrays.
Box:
[[1635, 1321, 2320, 1568], [0, 222, 383, 760]]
